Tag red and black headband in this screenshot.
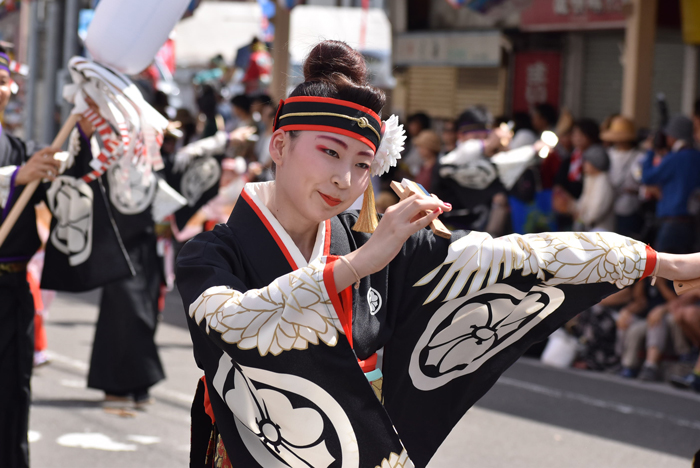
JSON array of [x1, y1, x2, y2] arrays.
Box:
[[0, 52, 9, 74], [273, 96, 382, 152]]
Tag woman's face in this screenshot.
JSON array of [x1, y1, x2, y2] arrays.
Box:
[[272, 130, 373, 224], [572, 127, 591, 150], [0, 70, 11, 113]]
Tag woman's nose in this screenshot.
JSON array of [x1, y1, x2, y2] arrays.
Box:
[[331, 170, 351, 189]]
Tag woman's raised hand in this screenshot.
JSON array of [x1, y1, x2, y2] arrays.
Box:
[[352, 194, 452, 278]]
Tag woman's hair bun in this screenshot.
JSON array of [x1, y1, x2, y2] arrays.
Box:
[[303, 40, 368, 86]]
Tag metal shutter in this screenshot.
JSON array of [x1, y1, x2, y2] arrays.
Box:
[[580, 32, 625, 123], [455, 67, 506, 117], [406, 66, 505, 119], [651, 30, 685, 126], [407, 67, 457, 119]]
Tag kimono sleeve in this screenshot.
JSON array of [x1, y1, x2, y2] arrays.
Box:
[[381, 230, 656, 467], [176, 227, 346, 358], [406, 230, 655, 307], [0, 165, 18, 209]]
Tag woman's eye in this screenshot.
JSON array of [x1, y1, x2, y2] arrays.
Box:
[[323, 148, 338, 158], [356, 163, 370, 170]]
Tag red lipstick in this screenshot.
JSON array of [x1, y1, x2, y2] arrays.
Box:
[[319, 192, 341, 207]]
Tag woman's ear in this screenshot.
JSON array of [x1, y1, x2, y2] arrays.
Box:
[[269, 129, 287, 166]]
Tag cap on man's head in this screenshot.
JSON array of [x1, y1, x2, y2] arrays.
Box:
[[665, 115, 694, 142], [457, 106, 490, 134], [583, 144, 610, 172]]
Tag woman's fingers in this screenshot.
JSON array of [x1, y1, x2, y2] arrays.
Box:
[[412, 205, 441, 230], [394, 193, 450, 218]]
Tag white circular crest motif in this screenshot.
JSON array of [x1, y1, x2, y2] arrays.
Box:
[[212, 356, 359, 468], [181, 156, 221, 206], [107, 161, 157, 215], [409, 284, 565, 391], [367, 288, 382, 316], [47, 176, 94, 266]]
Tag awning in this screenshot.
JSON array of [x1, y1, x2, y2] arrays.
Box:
[[174, 2, 262, 68], [289, 5, 394, 88]]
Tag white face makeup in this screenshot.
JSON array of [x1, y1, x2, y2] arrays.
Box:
[[0, 70, 11, 113], [271, 130, 374, 225]]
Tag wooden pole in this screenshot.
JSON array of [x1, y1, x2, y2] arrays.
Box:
[[0, 113, 81, 249], [620, 0, 658, 128], [270, 6, 291, 102]]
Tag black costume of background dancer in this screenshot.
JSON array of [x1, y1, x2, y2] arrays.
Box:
[[74, 130, 166, 400], [0, 129, 43, 468]]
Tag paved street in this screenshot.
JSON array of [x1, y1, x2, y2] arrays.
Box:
[[28, 289, 698, 467]]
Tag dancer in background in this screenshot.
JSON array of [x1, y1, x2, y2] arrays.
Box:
[[0, 46, 60, 468]]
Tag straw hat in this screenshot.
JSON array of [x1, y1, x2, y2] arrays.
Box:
[[413, 130, 442, 154], [600, 116, 636, 143]]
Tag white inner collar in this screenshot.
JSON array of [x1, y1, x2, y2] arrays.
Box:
[[243, 181, 327, 268]]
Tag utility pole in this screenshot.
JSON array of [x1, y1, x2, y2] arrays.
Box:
[[61, 0, 81, 122], [24, 0, 40, 142], [41, 0, 62, 144]]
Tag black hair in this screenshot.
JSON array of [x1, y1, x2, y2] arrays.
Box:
[[457, 106, 489, 132], [289, 40, 385, 117], [252, 94, 272, 106], [231, 94, 252, 113], [573, 118, 601, 144], [533, 103, 559, 127], [407, 112, 431, 131]]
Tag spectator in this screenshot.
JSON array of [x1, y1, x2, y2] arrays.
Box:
[[692, 98, 700, 145], [401, 112, 432, 176], [196, 84, 221, 139], [230, 94, 255, 128], [412, 130, 441, 192], [440, 119, 458, 154], [254, 102, 276, 179], [242, 38, 272, 95], [572, 145, 615, 231], [600, 116, 645, 238], [617, 278, 687, 381], [641, 115, 700, 254], [554, 110, 575, 160], [599, 113, 619, 148], [531, 103, 559, 135], [509, 112, 538, 149], [553, 118, 600, 229], [530, 104, 562, 190], [669, 289, 700, 392], [229, 94, 258, 161], [251, 94, 272, 123], [570, 289, 627, 371]]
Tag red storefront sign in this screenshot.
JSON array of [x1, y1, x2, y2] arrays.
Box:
[[512, 51, 561, 113], [520, 0, 627, 31]]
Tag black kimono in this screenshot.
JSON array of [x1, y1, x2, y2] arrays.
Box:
[[0, 128, 42, 468], [40, 124, 165, 397], [177, 181, 656, 468]]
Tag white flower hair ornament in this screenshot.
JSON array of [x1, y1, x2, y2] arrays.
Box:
[[371, 115, 406, 177]]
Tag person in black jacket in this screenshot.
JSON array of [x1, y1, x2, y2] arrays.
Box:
[[0, 46, 60, 468]]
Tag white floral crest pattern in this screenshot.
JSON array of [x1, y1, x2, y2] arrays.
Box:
[[415, 231, 648, 305], [212, 357, 360, 467], [376, 449, 414, 468], [409, 284, 565, 391], [189, 258, 344, 356]]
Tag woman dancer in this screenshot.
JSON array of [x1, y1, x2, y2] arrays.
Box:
[[177, 41, 700, 468]]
